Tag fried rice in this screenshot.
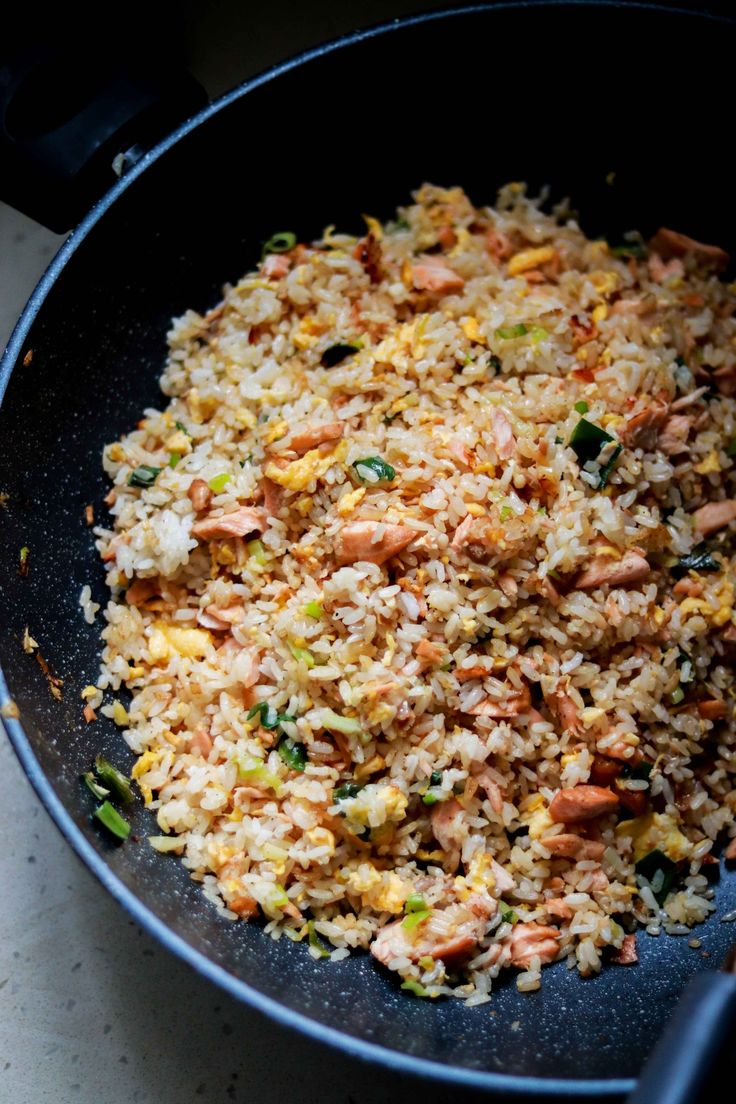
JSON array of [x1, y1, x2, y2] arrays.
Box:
[[91, 183, 736, 1002]]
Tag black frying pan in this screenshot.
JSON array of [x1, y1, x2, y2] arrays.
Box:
[[1, 4, 735, 1099]]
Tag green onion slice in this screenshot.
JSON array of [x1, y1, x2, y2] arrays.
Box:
[[307, 920, 331, 959], [128, 465, 162, 488], [321, 343, 361, 368], [635, 849, 678, 905], [93, 801, 130, 841], [262, 232, 297, 257], [353, 457, 396, 484], [495, 324, 528, 340], [81, 771, 110, 801], [277, 735, 308, 772], [568, 417, 615, 465], [94, 754, 134, 804], [333, 782, 361, 801]]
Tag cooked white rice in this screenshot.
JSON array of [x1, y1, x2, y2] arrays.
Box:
[[92, 183, 736, 1000]]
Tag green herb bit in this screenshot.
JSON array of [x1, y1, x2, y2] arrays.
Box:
[[207, 472, 231, 494], [673, 544, 720, 577], [405, 893, 428, 914], [554, 435, 564, 445], [307, 920, 331, 959], [500, 505, 512, 521], [321, 343, 361, 368], [421, 792, 441, 806], [620, 761, 653, 782], [289, 642, 315, 669], [247, 701, 295, 731], [93, 800, 130, 841], [598, 443, 622, 488], [489, 355, 502, 372], [128, 465, 162, 488], [94, 754, 134, 804], [81, 771, 110, 800], [277, 735, 308, 772], [499, 903, 518, 925], [568, 417, 615, 465], [670, 686, 685, 705], [495, 323, 528, 340], [429, 770, 442, 787], [262, 231, 297, 257], [247, 539, 268, 566], [235, 757, 282, 794], [530, 326, 548, 343], [402, 909, 431, 932], [174, 420, 191, 436], [168, 452, 181, 469], [400, 979, 432, 997], [574, 401, 589, 414], [320, 708, 362, 736], [303, 601, 323, 619], [18, 546, 30, 578], [635, 849, 678, 905], [333, 782, 362, 801], [353, 456, 396, 484], [610, 240, 647, 260]]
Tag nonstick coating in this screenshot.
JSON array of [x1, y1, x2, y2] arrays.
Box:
[[1, 4, 736, 1097]]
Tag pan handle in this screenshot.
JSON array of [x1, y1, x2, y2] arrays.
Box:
[[0, 45, 207, 232], [627, 969, 736, 1104]]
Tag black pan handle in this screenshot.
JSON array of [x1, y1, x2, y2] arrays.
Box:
[[0, 45, 207, 232], [627, 969, 736, 1104]]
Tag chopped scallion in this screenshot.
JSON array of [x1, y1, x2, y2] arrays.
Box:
[[321, 343, 361, 368], [635, 849, 678, 905], [400, 979, 431, 997], [128, 465, 162, 488], [262, 231, 296, 257], [429, 770, 442, 787], [307, 920, 331, 959], [303, 601, 323, 619], [574, 401, 589, 414], [18, 546, 30, 578], [673, 545, 719, 576], [235, 756, 282, 794], [207, 473, 231, 494], [94, 754, 134, 804], [289, 642, 315, 668], [495, 323, 528, 340], [353, 456, 396, 484], [174, 420, 191, 436], [402, 909, 431, 931], [247, 701, 295, 731], [320, 708, 362, 736], [598, 443, 623, 488], [247, 539, 268, 565], [168, 452, 181, 469], [333, 782, 361, 801], [500, 903, 518, 925], [568, 417, 615, 465], [81, 771, 110, 800], [277, 735, 308, 772], [93, 800, 130, 840], [405, 894, 427, 913]]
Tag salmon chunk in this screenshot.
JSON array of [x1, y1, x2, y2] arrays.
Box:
[[334, 521, 416, 566], [693, 499, 736, 536], [574, 551, 649, 590], [192, 506, 267, 540], [411, 255, 465, 294], [506, 922, 560, 968], [539, 833, 605, 860], [649, 227, 729, 272], [370, 897, 496, 967], [610, 934, 638, 965], [549, 785, 620, 823], [288, 422, 344, 455]]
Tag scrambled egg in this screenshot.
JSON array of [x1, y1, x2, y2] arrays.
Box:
[[132, 748, 166, 805], [507, 245, 556, 277], [615, 811, 692, 862], [519, 794, 553, 839], [461, 317, 484, 343], [337, 486, 365, 516], [149, 622, 212, 660], [588, 270, 619, 297], [679, 578, 734, 628], [265, 439, 348, 492], [693, 450, 721, 475], [340, 783, 408, 833]]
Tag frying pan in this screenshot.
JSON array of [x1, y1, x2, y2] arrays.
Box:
[[1, 4, 735, 1099]]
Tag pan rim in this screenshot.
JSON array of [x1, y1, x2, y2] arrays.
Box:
[[1, 1, 732, 1093]]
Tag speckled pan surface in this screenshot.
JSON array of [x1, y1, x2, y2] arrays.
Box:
[[1, 4, 736, 1097]]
